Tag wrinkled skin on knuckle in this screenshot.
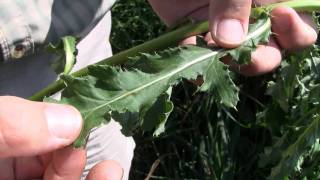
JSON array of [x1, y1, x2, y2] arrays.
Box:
[[0, 96, 41, 156], [0, 122, 28, 157], [211, 0, 251, 19]]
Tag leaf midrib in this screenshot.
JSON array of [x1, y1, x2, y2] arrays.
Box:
[[84, 17, 271, 120], [84, 50, 220, 119]]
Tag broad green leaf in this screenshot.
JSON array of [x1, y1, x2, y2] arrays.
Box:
[[111, 111, 139, 136], [54, 13, 272, 147], [200, 57, 239, 109], [142, 92, 174, 137], [59, 75, 112, 147], [112, 92, 173, 137], [60, 46, 221, 147]]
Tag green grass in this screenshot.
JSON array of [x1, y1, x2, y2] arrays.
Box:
[[111, 1, 320, 179], [110, 0, 165, 54]]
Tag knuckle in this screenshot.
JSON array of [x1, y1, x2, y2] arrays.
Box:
[[0, 124, 27, 156], [0, 97, 31, 155]]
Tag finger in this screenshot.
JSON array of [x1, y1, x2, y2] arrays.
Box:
[[148, 0, 209, 26], [204, 32, 217, 47], [210, 0, 252, 48], [0, 158, 14, 179], [180, 33, 217, 47], [14, 157, 44, 179], [271, 7, 318, 50], [43, 147, 86, 180], [180, 36, 197, 45], [0, 96, 82, 157], [86, 160, 123, 180], [226, 38, 282, 76], [40, 153, 54, 169]]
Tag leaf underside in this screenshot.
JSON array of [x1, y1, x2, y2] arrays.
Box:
[[48, 13, 271, 148]]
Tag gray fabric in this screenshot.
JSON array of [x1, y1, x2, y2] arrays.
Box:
[[83, 120, 135, 180], [0, 0, 116, 96], [0, 0, 117, 62]]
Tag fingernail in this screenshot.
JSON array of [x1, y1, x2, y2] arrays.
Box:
[[45, 104, 82, 140], [215, 19, 245, 45]]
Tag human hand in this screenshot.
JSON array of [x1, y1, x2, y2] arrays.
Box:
[[0, 96, 123, 180], [148, 0, 318, 76]]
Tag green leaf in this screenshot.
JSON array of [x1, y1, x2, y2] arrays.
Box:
[[266, 60, 301, 112], [142, 91, 174, 137], [59, 75, 112, 147], [53, 14, 272, 147], [111, 111, 139, 136], [60, 45, 237, 147], [47, 36, 78, 74], [111, 92, 173, 137], [60, 46, 220, 147], [268, 115, 320, 180], [200, 56, 239, 109], [258, 45, 320, 179]]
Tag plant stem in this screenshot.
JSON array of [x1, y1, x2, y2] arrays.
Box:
[[266, 0, 320, 12], [29, 0, 320, 101]]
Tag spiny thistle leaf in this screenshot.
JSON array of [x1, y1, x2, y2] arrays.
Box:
[[112, 92, 173, 136], [266, 60, 302, 112], [53, 12, 272, 148], [60, 46, 223, 147], [142, 90, 174, 137], [258, 46, 320, 179], [268, 115, 320, 180], [200, 56, 239, 109]]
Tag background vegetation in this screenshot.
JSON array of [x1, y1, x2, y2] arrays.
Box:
[[111, 0, 320, 179]]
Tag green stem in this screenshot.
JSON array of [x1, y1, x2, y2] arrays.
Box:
[[29, 0, 320, 101], [251, 0, 320, 17], [265, 0, 320, 12]]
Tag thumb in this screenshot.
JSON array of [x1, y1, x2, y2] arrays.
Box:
[[210, 0, 252, 48], [0, 96, 82, 157], [86, 160, 123, 180]]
